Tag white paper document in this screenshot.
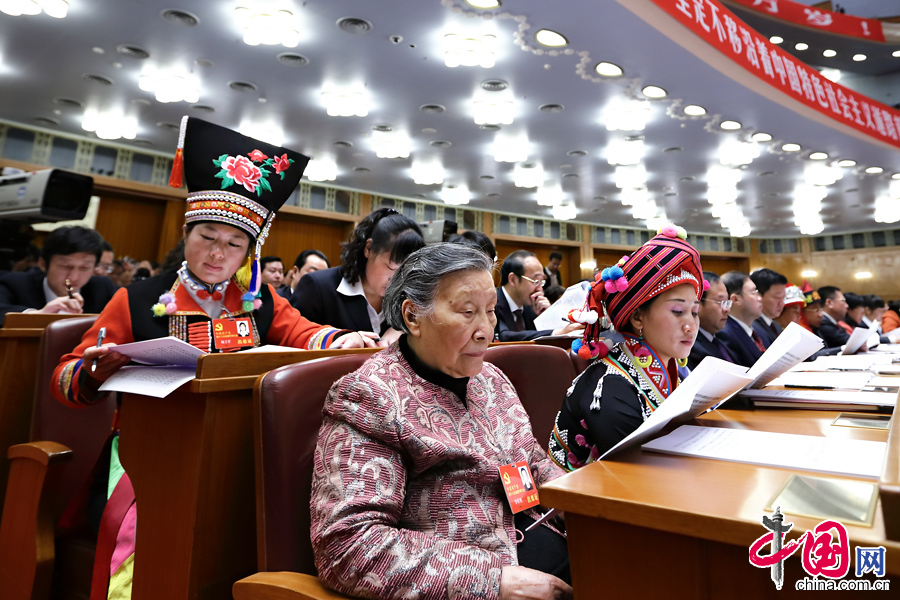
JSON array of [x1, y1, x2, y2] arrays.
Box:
[[106, 336, 205, 366], [842, 327, 871, 355], [871, 344, 900, 354], [99, 365, 196, 398], [533, 281, 591, 331], [766, 371, 874, 390], [600, 357, 754, 459], [790, 354, 894, 372], [737, 387, 896, 408], [744, 322, 825, 389], [642, 425, 886, 479]]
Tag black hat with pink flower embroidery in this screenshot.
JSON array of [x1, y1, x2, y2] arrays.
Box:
[[168, 116, 309, 304]]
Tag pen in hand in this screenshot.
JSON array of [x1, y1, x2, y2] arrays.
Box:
[[91, 326, 107, 372], [65, 278, 75, 299]]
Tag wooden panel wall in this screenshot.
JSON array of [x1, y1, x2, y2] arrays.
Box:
[[494, 241, 581, 287], [752, 247, 900, 300], [93, 193, 167, 262], [261, 214, 351, 269]]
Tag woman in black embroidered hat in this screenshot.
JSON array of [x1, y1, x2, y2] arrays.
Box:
[[51, 117, 370, 599]]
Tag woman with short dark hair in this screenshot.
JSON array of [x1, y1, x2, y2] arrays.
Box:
[[312, 243, 572, 600], [291, 207, 425, 346]]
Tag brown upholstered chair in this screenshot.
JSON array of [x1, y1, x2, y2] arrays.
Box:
[[0, 316, 115, 600], [233, 354, 370, 600], [568, 348, 591, 375], [485, 344, 576, 443]]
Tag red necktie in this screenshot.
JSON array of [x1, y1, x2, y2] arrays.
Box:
[[751, 330, 766, 352], [513, 309, 525, 332]]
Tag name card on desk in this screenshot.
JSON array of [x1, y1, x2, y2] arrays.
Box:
[[642, 425, 886, 479]]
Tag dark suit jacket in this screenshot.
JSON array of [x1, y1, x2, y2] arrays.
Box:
[[752, 317, 782, 348], [818, 314, 850, 348], [276, 285, 292, 300], [718, 317, 764, 368], [687, 331, 734, 370], [494, 287, 552, 342], [289, 266, 385, 334], [0, 269, 118, 326]]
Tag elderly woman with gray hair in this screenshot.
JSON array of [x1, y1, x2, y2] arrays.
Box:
[[310, 243, 572, 600]]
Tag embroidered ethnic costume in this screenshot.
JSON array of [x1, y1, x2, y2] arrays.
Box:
[[550, 224, 704, 471], [50, 118, 340, 600]]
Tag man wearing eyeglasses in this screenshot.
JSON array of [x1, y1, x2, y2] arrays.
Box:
[[718, 270, 766, 368], [688, 271, 735, 370], [495, 250, 581, 341]]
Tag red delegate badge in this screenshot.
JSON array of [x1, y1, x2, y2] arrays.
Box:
[[498, 461, 540, 514], [212, 318, 254, 351]]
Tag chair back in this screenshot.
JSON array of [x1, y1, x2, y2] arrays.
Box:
[[30, 316, 116, 516], [485, 344, 576, 443], [253, 353, 371, 574], [568, 348, 591, 375]]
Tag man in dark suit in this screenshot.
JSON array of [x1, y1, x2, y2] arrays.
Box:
[[278, 249, 330, 299], [750, 268, 787, 347], [0, 226, 118, 325], [543, 251, 563, 289], [817, 286, 852, 348], [688, 271, 735, 370], [494, 250, 579, 342], [289, 265, 376, 334], [717, 271, 766, 368]]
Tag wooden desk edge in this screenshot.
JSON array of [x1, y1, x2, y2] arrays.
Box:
[[880, 395, 899, 541]]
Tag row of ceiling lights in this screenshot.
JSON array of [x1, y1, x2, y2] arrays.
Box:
[[769, 35, 900, 62]]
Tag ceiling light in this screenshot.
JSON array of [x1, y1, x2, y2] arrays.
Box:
[[751, 132, 773, 142], [604, 98, 650, 131], [799, 219, 824, 235], [595, 62, 623, 77], [729, 220, 752, 238], [493, 133, 528, 162], [372, 130, 410, 159], [719, 138, 760, 166], [614, 164, 647, 189], [894, 50, 900, 58], [819, 68, 841, 83], [234, 4, 300, 47], [707, 186, 738, 205], [580, 259, 597, 270], [304, 157, 337, 182], [138, 72, 200, 103], [770, 36, 783, 44], [466, 0, 500, 8], [641, 85, 667, 99], [804, 163, 842, 186], [838, 159, 856, 167], [683, 104, 706, 116], [0, 0, 67, 18], [719, 120, 741, 130], [645, 214, 669, 231], [853, 54, 867, 61], [443, 33, 497, 68], [535, 29, 567, 47], [865, 166, 884, 174], [81, 109, 137, 140], [620, 188, 649, 206], [801, 270, 818, 278], [823, 49, 836, 58], [855, 271, 873, 279], [442, 185, 470, 205], [240, 123, 283, 146], [473, 98, 514, 125], [782, 143, 801, 152], [411, 158, 444, 185], [552, 204, 577, 220], [606, 138, 644, 166], [321, 89, 368, 117], [875, 195, 900, 223], [795, 42, 808, 51], [513, 162, 544, 188], [893, 173, 900, 180], [707, 165, 742, 188], [809, 152, 828, 160], [536, 184, 564, 206]]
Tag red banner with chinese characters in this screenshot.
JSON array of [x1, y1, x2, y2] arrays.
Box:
[[655, 0, 900, 149], [726, 0, 885, 42]]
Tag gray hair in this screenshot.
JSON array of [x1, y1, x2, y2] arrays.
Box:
[[384, 242, 494, 334]]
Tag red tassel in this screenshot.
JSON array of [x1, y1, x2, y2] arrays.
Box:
[[168, 148, 184, 188]]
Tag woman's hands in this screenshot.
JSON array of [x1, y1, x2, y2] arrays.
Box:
[[500, 566, 573, 600], [81, 344, 131, 382], [376, 327, 403, 348]]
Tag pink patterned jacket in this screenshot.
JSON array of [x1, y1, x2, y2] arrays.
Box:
[[311, 343, 564, 600]]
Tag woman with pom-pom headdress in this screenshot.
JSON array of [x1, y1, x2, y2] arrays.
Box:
[[548, 224, 705, 471], [49, 118, 372, 600]]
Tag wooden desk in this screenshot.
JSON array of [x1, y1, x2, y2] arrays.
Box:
[[0, 313, 94, 516], [117, 348, 381, 600], [541, 409, 899, 599]]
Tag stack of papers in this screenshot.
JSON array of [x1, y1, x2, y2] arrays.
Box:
[[789, 354, 894, 372], [765, 371, 874, 390], [98, 336, 204, 398]]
